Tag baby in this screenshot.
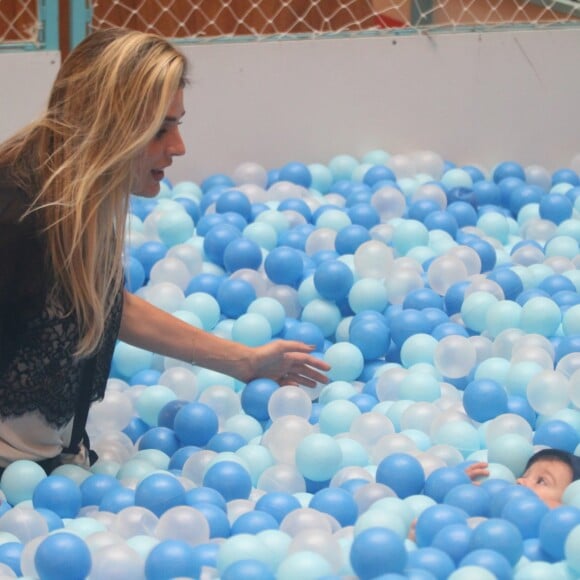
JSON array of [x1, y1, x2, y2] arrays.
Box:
[[466, 448, 580, 508]]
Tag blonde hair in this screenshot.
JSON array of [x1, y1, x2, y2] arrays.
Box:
[[0, 28, 188, 357]]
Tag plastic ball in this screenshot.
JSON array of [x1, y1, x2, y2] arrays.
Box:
[[0, 461, 47, 505], [313, 260, 354, 301], [443, 483, 491, 518], [458, 549, 513, 580], [34, 532, 91, 580], [414, 504, 468, 547], [501, 494, 549, 540], [463, 378, 508, 422], [264, 246, 305, 287], [216, 278, 257, 318], [406, 547, 456, 580], [350, 527, 407, 579], [527, 370, 570, 416], [539, 506, 580, 561], [173, 402, 219, 446], [295, 433, 343, 482], [241, 378, 279, 421], [31, 475, 82, 518], [324, 342, 364, 382], [223, 237, 263, 273], [433, 335, 477, 379], [375, 453, 425, 499], [423, 467, 471, 504], [533, 419, 579, 452], [203, 461, 253, 501]]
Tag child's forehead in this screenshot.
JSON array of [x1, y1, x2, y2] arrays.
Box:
[[529, 457, 573, 477]]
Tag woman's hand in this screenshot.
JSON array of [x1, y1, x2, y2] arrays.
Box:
[[245, 339, 331, 388]]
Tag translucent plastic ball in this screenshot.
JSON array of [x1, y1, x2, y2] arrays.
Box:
[[463, 379, 508, 423], [324, 342, 364, 382], [32, 475, 82, 519], [427, 255, 470, 296], [350, 527, 407, 579], [434, 335, 477, 379], [375, 453, 425, 499], [0, 460, 47, 505], [173, 401, 219, 446], [526, 370, 569, 415], [268, 386, 312, 421], [353, 240, 395, 279], [295, 433, 343, 482]]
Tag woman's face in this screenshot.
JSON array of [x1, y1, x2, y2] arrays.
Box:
[[133, 88, 186, 197]]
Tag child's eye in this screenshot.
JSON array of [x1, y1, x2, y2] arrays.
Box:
[[537, 477, 546, 485]]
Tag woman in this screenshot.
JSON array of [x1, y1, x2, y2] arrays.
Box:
[[0, 28, 329, 472]]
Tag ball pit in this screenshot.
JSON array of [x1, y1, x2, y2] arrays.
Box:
[[3, 149, 580, 578]]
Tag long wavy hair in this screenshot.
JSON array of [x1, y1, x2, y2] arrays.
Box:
[[0, 28, 188, 357]]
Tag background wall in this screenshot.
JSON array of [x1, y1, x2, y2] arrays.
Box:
[[1, 27, 579, 184]]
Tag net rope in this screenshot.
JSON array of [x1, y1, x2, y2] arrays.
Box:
[[0, 0, 39, 45], [89, 0, 580, 42]]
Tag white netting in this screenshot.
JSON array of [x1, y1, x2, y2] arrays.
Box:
[[0, 0, 39, 45], [90, 0, 580, 41]]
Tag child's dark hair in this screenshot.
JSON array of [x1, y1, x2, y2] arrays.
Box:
[[525, 448, 580, 481]]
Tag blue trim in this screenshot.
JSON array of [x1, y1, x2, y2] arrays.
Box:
[[39, 0, 59, 50], [69, 0, 93, 49]]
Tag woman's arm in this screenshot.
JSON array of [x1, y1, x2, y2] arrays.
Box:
[[119, 290, 330, 387]]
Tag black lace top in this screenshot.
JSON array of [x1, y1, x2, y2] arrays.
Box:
[[0, 169, 123, 428]]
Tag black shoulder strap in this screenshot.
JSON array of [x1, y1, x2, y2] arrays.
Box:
[[62, 356, 98, 462]]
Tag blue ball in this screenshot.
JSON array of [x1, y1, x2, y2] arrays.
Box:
[[349, 320, 390, 360], [215, 189, 252, 221], [364, 165, 396, 186], [283, 320, 325, 352], [207, 432, 247, 453], [468, 517, 523, 566], [462, 165, 486, 183], [489, 485, 538, 518], [473, 180, 502, 206], [145, 540, 197, 580], [240, 378, 279, 421], [32, 475, 82, 519], [158, 399, 189, 429], [538, 274, 577, 296], [255, 491, 301, 523], [431, 524, 473, 565], [509, 184, 544, 215], [403, 288, 445, 311], [0, 542, 22, 576], [185, 273, 225, 297], [34, 532, 91, 580], [36, 508, 64, 532], [192, 502, 231, 538], [350, 527, 407, 579], [313, 259, 354, 301], [123, 417, 150, 443], [216, 278, 256, 318], [408, 199, 441, 222], [278, 197, 313, 221], [375, 453, 425, 499], [186, 486, 228, 511], [309, 487, 359, 527], [486, 268, 523, 301], [230, 510, 279, 535], [539, 193, 573, 224], [424, 210, 459, 238], [222, 559, 275, 580], [203, 223, 241, 267], [335, 224, 372, 254], [124, 256, 146, 292], [169, 446, 201, 471], [446, 201, 478, 227], [138, 426, 181, 456], [278, 161, 312, 188], [463, 378, 509, 422], [99, 487, 135, 513], [201, 173, 235, 193], [173, 196, 200, 224], [432, 322, 469, 340], [347, 203, 380, 229], [135, 473, 186, 517], [444, 281, 470, 316], [264, 246, 305, 287], [349, 392, 379, 413], [463, 238, 497, 272], [533, 419, 580, 452], [552, 168, 579, 186], [415, 505, 468, 547], [389, 309, 432, 347], [506, 396, 537, 428], [423, 467, 471, 504], [493, 161, 526, 183], [501, 494, 549, 540], [221, 210, 249, 232], [130, 369, 162, 386], [223, 237, 263, 273], [174, 402, 219, 447], [446, 187, 477, 207], [539, 506, 580, 561], [135, 240, 168, 277], [406, 547, 455, 580], [196, 212, 226, 235], [80, 474, 120, 507], [459, 549, 513, 580], [202, 460, 252, 501]]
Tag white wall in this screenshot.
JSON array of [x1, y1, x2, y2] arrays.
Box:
[[0, 50, 60, 141], [1, 28, 579, 185]]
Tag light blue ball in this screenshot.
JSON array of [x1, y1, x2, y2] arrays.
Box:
[[295, 433, 343, 482], [324, 342, 364, 382]]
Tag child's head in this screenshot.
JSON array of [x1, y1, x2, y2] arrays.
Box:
[[517, 448, 580, 508]]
